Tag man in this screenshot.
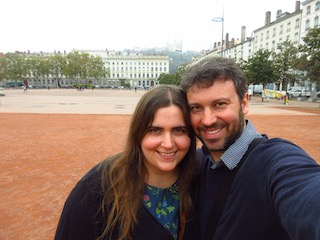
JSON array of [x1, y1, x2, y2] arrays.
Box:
[[180, 57, 320, 240]]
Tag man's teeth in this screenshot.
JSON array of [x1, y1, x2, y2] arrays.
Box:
[[206, 129, 221, 134]]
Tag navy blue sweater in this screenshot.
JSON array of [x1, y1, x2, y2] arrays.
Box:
[[198, 138, 320, 240]]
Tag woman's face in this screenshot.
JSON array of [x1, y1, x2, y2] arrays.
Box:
[[141, 105, 191, 179]]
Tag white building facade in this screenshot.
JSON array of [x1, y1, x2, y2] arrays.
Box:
[[78, 50, 170, 89], [191, 0, 319, 92], [196, 0, 319, 62]]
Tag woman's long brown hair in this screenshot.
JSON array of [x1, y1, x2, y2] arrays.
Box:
[[98, 85, 198, 240]]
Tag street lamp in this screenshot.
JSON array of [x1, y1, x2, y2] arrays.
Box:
[[211, 8, 224, 57]]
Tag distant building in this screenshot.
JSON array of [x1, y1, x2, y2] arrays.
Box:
[[3, 50, 170, 89], [78, 50, 169, 88], [194, 0, 319, 61], [190, 0, 319, 91]]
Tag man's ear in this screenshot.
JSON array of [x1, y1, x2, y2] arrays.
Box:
[[242, 93, 249, 115]]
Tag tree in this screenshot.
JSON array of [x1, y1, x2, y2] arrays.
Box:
[[87, 55, 108, 85], [242, 49, 277, 86], [64, 51, 82, 86], [158, 73, 176, 85], [272, 40, 299, 91], [295, 28, 320, 86], [5, 53, 29, 87], [158, 63, 187, 85], [50, 54, 67, 88], [0, 56, 8, 81], [27, 56, 45, 88]]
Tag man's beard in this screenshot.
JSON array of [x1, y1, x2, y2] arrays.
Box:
[[197, 109, 245, 152]]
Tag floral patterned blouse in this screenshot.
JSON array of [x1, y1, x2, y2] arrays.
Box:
[[143, 183, 179, 240]]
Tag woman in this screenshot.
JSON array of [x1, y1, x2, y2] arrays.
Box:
[[54, 85, 199, 240]]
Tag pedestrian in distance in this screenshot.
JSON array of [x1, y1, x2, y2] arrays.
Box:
[[54, 85, 199, 240], [180, 57, 320, 240], [248, 87, 253, 100]]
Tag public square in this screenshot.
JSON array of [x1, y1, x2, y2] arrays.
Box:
[[0, 88, 319, 239]]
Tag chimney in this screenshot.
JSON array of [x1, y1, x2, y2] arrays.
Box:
[[226, 33, 229, 49], [241, 26, 246, 43], [231, 38, 235, 47], [276, 10, 282, 19], [295, 1, 301, 11], [265, 11, 271, 25]]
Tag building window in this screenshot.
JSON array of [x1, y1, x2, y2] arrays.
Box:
[[315, 16, 319, 27], [280, 25, 283, 34], [306, 6, 311, 15], [272, 40, 276, 50], [266, 31, 269, 40], [316, 1, 320, 10], [305, 19, 310, 30], [272, 28, 276, 37], [287, 22, 291, 32], [294, 32, 299, 44], [295, 18, 300, 29], [260, 33, 263, 42]]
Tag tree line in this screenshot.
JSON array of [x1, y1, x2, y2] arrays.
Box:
[[0, 51, 108, 88]]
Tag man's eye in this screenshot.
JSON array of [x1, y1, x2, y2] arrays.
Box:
[[216, 102, 227, 108]]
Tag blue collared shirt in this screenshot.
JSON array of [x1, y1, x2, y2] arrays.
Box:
[[210, 119, 262, 170]]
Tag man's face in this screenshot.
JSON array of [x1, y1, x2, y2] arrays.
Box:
[[186, 78, 249, 160]]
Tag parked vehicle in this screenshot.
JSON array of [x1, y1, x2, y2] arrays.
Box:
[[287, 87, 311, 99], [0, 87, 5, 96]]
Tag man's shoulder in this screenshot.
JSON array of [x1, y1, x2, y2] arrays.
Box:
[[248, 137, 317, 167]]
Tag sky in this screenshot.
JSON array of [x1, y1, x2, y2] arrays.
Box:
[[1, 0, 299, 53]]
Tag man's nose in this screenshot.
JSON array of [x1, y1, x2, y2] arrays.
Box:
[[201, 108, 217, 126]]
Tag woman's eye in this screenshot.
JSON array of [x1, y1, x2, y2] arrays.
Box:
[[148, 128, 161, 134], [190, 105, 201, 112], [174, 128, 187, 135]]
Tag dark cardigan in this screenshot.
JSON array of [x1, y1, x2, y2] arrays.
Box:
[[54, 163, 199, 240]]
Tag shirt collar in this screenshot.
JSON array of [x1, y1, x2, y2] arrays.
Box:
[[208, 119, 261, 170]]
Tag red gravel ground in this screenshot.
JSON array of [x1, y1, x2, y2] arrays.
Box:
[[1, 107, 319, 239]]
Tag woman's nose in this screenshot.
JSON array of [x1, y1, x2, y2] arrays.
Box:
[[161, 133, 175, 148]]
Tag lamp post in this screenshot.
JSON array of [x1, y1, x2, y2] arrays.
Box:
[[211, 8, 224, 57]]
